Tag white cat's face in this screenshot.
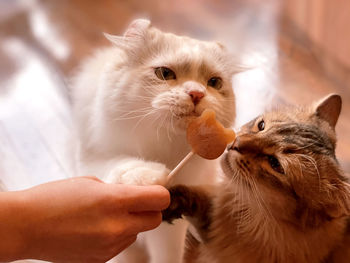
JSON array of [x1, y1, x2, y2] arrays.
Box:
[[106, 19, 236, 133]]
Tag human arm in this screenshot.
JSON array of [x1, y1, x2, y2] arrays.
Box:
[[0, 176, 170, 263]]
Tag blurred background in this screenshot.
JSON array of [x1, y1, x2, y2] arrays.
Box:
[[0, 0, 349, 191]]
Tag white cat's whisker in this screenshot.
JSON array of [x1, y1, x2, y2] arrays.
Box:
[[131, 109, 159, 132], [116, 108, 155, 118], [113, 106, 157, 122], [150, 111, 163, 129], [142, 88, 159, 97], [160, 110, 170, 130], [215, 109, 234, 127], [218, 97, 236, 102], [164, 112, 172, 142], [117, 93, 155, 100], [112, 113, 155, 121], [154, 110, 168, 141], [114, 106, 153, 112], [139, 81, 163, 95], [170, 113, 175, 134], [161, 112, 171, 139]]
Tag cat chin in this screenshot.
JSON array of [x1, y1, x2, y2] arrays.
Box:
[[168, 115, 197, 131], [160, 111, 200, 131]]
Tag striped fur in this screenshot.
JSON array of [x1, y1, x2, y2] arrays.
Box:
[[164, 94, 350, 262]]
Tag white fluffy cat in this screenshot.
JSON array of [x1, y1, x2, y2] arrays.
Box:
[[72, 19, 237, 263]]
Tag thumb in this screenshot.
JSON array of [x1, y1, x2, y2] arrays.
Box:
[[77, 176, 104, 183]]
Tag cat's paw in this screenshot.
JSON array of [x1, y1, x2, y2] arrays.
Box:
[[105, 160, 169, 186], [162, 185, 192, 223]]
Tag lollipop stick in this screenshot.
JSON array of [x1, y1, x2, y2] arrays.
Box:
[[168, 151, 195, 182]]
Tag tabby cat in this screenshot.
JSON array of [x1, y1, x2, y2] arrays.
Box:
[[163, 94, 350, 263]]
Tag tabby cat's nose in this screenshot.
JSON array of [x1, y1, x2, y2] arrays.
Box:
[[188, 90, 205, 105], [230, 138, 241, 153], [229, 135, 259, 155]]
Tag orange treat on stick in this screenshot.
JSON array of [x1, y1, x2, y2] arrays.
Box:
[[187, 109, 236, 160], [168, 109, 235, 182]]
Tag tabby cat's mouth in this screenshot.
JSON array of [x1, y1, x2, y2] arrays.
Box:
[[223, 149, 250, 175]]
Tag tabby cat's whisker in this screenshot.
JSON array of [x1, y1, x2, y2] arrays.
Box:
[[296, 154, 321, 191]]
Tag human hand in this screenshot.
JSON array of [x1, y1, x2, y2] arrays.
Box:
[[0, 176, 169, 262]]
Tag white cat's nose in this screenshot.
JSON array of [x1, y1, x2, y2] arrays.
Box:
[[184, 81, 206, 106], [188, 90, 205, 105]]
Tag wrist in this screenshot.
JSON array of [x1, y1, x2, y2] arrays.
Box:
[[0, 191, 30, 261]]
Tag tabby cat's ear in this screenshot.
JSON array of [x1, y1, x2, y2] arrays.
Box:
[[104, 19, 151, 48], [313, 94, 342, 129]]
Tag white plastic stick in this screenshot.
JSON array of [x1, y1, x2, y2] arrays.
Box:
[[167, 151, 195, 182]]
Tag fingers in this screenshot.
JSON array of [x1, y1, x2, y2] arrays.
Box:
[[113, 234, 137, 255], [127, 211, 163, 234], [78, 176, 104, 183], [119, 185, 170, 213]]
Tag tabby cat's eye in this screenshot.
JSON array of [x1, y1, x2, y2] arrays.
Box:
[[258, 120, 265, 131], [267, 155, 284, 174], [207, 77, 222, 90], [155, 67, 176, 80]]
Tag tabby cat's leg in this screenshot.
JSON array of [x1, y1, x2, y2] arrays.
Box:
[[163, 185, 213, 242]]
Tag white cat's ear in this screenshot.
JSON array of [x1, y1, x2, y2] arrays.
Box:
[[313, 94, 342, 128], [104, 19, 151, 48], [231, 64, 251, 75], [103, 33, 126, 46], [216, 42, 226, 49], [124, 19, 151, 38]]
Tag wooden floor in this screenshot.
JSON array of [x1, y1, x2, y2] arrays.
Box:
[[0, 0, 349, 191]]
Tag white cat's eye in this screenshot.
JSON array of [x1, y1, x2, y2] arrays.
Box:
[[207, 77, 222, 90], [258, 120, 265, 131], [155, 67, 176, 80]]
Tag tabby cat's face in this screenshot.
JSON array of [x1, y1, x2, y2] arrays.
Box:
[[224, 110, 336, 190], [221, 95, 348, 220]]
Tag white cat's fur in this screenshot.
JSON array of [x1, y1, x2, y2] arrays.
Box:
[[72, 19, 237, 263]]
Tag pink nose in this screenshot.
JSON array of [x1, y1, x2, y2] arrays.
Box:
[[188, 90, 205, 105]]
